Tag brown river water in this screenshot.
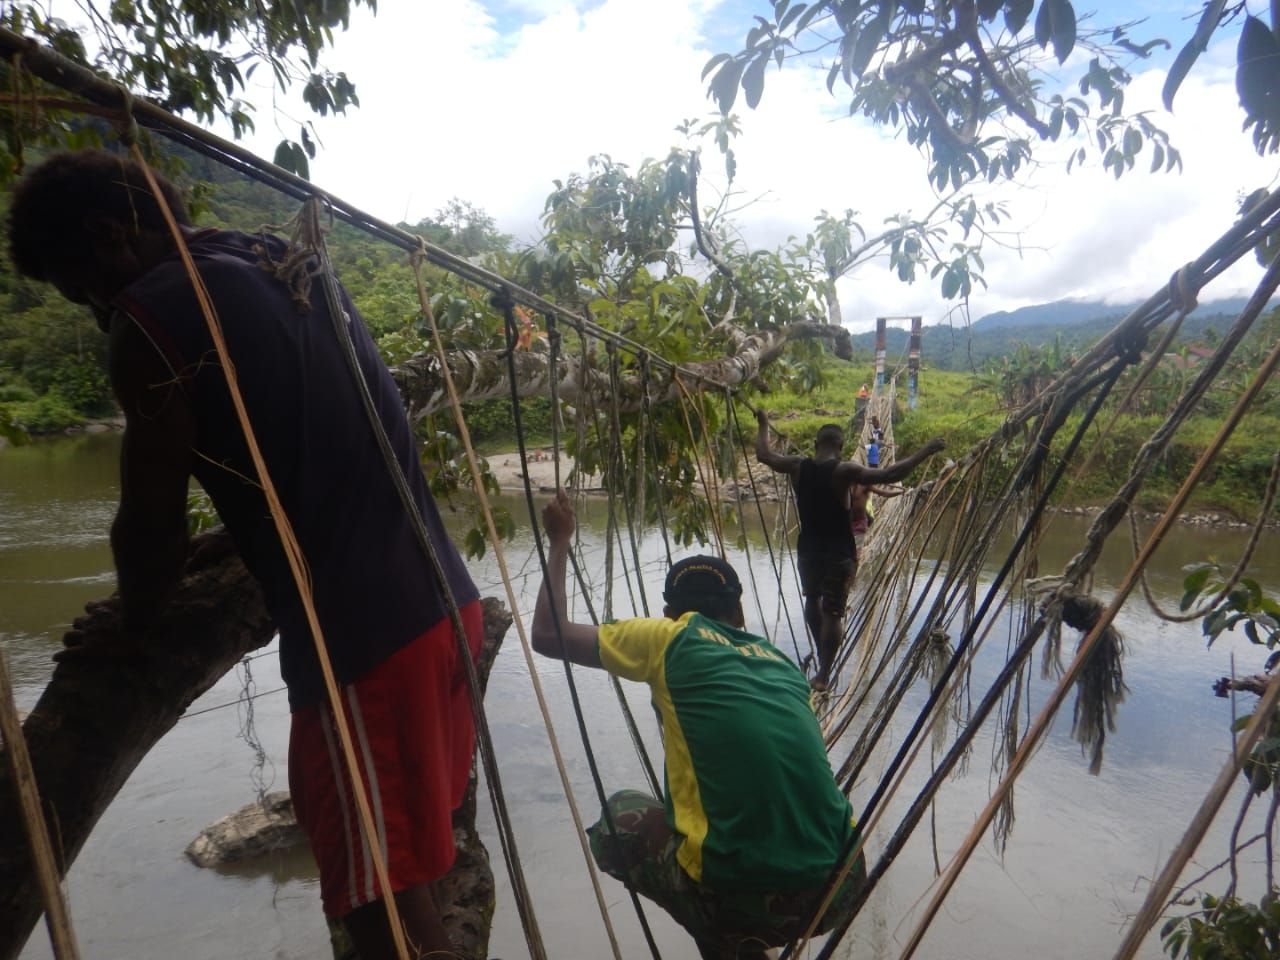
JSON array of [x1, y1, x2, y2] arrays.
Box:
[[4, 431, 1278, 960]]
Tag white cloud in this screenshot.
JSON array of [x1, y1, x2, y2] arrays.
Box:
[[227, 2, 1277, 332]]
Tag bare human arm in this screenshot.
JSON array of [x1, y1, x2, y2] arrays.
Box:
[[834, 437, 947, 492], [107, 313, 195, 636], [870, 485, 906, 498], [754, 408, 802, 474], [531, 488, 602, 668]]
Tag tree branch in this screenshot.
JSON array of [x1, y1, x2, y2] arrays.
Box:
[[687, 152, 735, 280], [1214, 674, 1271, 698], [965, 31, 1050, 138], [390, 319, 851, 421]]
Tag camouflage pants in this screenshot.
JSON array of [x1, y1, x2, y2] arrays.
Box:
[[587, 790, 866, 959]]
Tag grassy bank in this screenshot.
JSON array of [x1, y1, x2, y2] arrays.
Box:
[[747, 357, 1278, 522]]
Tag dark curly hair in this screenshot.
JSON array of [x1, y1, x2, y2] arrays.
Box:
[[815, 423, 844, 452], [8, 150, 191, 281]]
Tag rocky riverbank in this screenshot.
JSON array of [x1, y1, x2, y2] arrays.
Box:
[[1048, 503, 1277, 531]]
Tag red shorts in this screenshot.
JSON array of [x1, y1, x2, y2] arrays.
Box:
[[288, 600, 483, 918]]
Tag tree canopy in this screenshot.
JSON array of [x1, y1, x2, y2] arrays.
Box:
[[0, 0, 372, 178], [705, 1, 1280, 192]]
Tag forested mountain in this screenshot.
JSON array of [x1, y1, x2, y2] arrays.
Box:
[[848, 296, 1260, 372]]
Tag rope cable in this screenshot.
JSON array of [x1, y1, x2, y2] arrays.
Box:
[[789, 354, 1131, 960], [723, 392, 772, 639], [605, 343, 645, 617], [406, 254, 620, 959], [307, 207, 547, 958], [544, 311, 663, 796], [131, 155, 412, 960], [1131, 450, 1280, 623], [609, 347, 652, 617], [496, 292, 666, 960], [673, 378, 727, 556], [730, 404, 807, 665], [901, 254, 1280, 960], [639, 354, 674, 567]]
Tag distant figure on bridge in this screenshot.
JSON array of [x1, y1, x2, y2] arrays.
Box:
[[867, 416, 887, 468], [849, 482, 905, 544], [869, 415, 885, 446], [755, 411, 944, 691], [532, 489, 867, 960], [857, 383, 869, 400]]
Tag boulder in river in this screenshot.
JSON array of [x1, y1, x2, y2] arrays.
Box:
[[184, 791, 303, 867]]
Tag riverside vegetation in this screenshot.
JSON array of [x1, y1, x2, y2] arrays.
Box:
[[1, 153, 1276, 524]]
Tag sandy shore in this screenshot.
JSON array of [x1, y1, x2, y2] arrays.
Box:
[[488, 448, 589, 493]]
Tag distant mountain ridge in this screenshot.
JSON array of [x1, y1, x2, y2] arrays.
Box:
[[848, 295, 1266, 371], [970, 296, 1257, 331]]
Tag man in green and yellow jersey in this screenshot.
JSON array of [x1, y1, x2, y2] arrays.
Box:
[[532, 489, 865, 960]]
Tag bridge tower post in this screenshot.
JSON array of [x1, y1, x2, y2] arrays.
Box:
[[908, 315, 922, 410]]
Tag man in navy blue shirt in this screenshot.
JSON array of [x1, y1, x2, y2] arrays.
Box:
[[9, 150, 480, 959]]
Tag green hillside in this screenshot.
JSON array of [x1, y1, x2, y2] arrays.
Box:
[[761, 332, 1279, 522], [852, 301, 1253, 373]]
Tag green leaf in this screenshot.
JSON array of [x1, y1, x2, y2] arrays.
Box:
[[1164, 41, 1206, 113], [710, 56, 746, 113], [1123, 126, 1142, 157], [1244, 578, 1264, 609], [1005, 0, 1034, 34], [795, 2, 826, 32], [702, 53, 731, 81], [826, 57, 842, 94], [1034, 0, 1053, 49], [1204, 607, 1229, 639], [940, 267, 960, 299], [1049, 0, 1077, 64], [778, 2, 807, 32], [1237, 15, 1280, 124], [849, 15, 883, 77], [0, 416, 28, 446], [273, 139, 295, 171], [1234, 713, 1255, 732], [742, 52, 769, 109]]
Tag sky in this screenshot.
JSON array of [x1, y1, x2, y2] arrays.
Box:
[[225, 1, 1280, 332]]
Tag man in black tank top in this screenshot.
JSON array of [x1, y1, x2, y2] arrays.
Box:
[[756, 412, 945, 690]]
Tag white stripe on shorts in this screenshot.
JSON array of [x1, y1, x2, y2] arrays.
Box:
[[319, 706, 360, 912], [347, 685, 388, 905]]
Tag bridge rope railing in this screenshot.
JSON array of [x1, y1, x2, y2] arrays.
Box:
[[780, 244, 1280, 958]]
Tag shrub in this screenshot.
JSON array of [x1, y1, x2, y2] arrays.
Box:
[[0, 382, 35, 403], [6, 394, 84, 433]]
